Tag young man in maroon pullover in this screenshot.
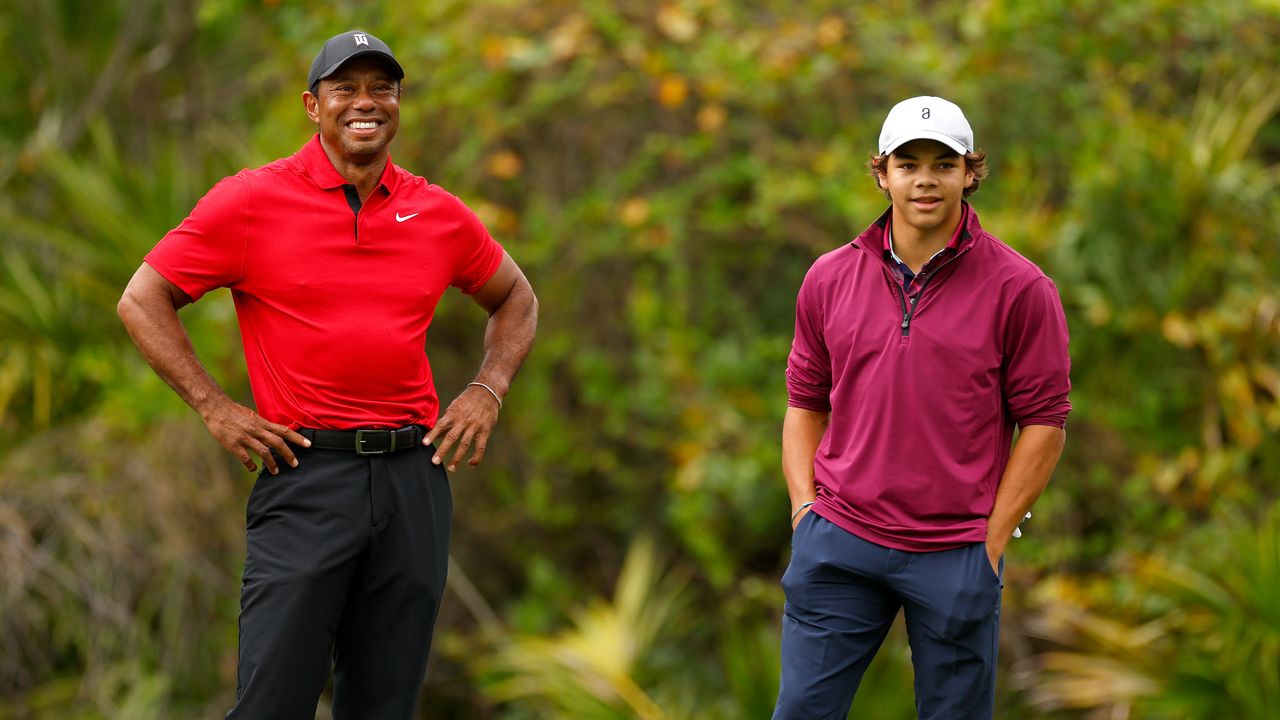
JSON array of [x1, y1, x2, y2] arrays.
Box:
[[773, 97, 1070, 719]]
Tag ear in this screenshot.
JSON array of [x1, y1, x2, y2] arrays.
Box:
[[302, 91, 319, 123], [963, 161, 976, 189]]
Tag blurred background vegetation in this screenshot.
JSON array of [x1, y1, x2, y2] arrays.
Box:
[[1, 0, 1278, 718]]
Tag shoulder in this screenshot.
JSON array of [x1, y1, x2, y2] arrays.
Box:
[[189, 169, 253, 212], [227, 154, 311, 196], [801, 243, 867, 294], [790, 245, 863, 320], [971, 231, 1056, 292], [966, 232, 1066, 327], [808, 243, 863, 279], [396, 172, 470, 211], [255, 153, 302, 175]]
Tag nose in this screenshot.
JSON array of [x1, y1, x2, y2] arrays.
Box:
[[914, 168, 938, 187], [352, 89, 376, 110]]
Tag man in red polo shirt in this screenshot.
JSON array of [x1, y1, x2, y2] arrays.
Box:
[[773, 97, 1070, 718], [117, 30, 537, 720]]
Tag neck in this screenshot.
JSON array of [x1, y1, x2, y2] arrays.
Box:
[[890, 204, 963, 273], [319, 138, 388, 203]]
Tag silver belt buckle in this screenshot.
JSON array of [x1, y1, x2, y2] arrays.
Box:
[[355, 429, 394, 455]]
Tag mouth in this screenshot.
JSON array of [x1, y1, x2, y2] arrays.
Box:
[[344, 118, 383, 137], [910, 196, 943, 210]]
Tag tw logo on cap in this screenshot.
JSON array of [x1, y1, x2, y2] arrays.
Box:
[[353, 33, 369, 47]]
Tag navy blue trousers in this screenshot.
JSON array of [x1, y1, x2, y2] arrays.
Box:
[[226, 441, 452, 720], [773, 512, 1003, 720]]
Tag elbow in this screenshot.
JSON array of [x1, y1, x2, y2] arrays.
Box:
[[489, 276, 538, 324], [117, 265, 189, 327], [117, 279, 175, 329], [117, 288, 139, 324], [527, 287, 540, 324], [507, 278, 538, 328]]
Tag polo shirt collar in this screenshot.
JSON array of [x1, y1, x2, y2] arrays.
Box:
[[298, 134, 400, 194]]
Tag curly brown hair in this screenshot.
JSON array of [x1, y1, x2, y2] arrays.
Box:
[[867, 150, 989, 199]]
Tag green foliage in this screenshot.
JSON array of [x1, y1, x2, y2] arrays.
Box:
[[0, 420, 241, 719], [479, 536, 685, 719], [1019, 502, 1280, 719], [1, 0, 1278, 718]]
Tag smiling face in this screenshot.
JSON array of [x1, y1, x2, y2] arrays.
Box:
[[303, 55, 400, 167], [877, 138, 975, 236]]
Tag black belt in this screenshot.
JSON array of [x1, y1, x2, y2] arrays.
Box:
[[302, 425, 425, 455]]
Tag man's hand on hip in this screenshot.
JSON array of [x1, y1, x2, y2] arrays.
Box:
[[424, 384, 502, 472], [201, 398, 310, 474]]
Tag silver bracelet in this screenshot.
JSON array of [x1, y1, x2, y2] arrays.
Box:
[[467, 382, 503, 409], [791, 501, 815, 523]]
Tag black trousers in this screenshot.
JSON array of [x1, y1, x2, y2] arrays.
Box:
[[226, 440, 452, 720]]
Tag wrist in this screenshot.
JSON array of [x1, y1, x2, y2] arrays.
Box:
[[987, 510, 1032, 544], [193, 391, 232, 422], [467, 381, 504, 409], [470, 374, 509, 398], [790, 501, 815, 523]]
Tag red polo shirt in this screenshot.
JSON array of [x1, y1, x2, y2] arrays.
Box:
[[146, 135, 504, 430]]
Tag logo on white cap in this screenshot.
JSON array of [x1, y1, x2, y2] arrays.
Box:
[[353, 33, 369, 47], [878, 96, 974, 156]]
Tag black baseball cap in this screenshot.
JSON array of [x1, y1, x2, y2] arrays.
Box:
[[308, 30, 404, 92]]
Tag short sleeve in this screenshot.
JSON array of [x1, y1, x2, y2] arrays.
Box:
[[449, 197, 504, 294], [786, 268, 833, 412], [1003, 277, 1072, 428], [144, 174, 248, 301]]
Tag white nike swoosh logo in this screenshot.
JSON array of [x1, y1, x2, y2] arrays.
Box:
[[396, 212, 420, 223]]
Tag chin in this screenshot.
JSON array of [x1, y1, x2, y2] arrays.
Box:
[[342, 138, 385, 156]]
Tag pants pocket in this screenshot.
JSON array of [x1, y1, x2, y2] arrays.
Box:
[[245, 450, 308, 526], [973, 543, 1003, 587]]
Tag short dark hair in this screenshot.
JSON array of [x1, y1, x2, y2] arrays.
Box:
[[868, 150, 989, 199]]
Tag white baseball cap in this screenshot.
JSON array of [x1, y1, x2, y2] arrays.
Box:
[[878, 96, 974, 156]]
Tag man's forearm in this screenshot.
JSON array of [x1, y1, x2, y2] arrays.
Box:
[[425, 259, 537, 470], [472, 277, 538, 397], [782, 407, 829, 516], [117, 277, 229, 418], [986, 424, 1066, 556], [118, 264, 308, 474]]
